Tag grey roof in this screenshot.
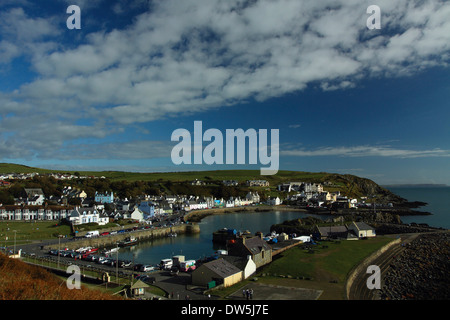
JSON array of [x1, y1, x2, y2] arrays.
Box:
[[24, 188, 44, 197], [222, 255, 250, 270], [352, 221, 375, 231], [71, 207, 98, 217], [202, 258, 242, 278], [244, 237, 271, 255], [317, 225, 348, 237]]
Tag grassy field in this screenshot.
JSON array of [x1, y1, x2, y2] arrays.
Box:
[[0, 221, 72, 245], [0, 163, 331, 183], [212, 236, 394, 300], [263, 237, 393, 281]]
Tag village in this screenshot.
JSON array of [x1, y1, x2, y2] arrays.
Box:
[[1, 171, 445, 301], [0, 171, 386, 225], [0, 172, 385, 296]]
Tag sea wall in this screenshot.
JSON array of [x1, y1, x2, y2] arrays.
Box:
[[345, 238, 401, 300], [45, 223, 200, 251]]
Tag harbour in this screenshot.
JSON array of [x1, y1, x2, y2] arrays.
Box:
[[116, 210, 331, 266]]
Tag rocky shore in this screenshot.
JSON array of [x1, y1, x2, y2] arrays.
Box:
[[380, 232, 450, 300]]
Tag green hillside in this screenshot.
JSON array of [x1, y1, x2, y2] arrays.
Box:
[[0, 163, 328, 182], [0, 163, 403, 202]]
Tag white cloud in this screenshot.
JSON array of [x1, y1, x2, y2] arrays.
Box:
[[0, 7, 60, 64], [281, 145, 450, 158], [1, 0, 450, 160]]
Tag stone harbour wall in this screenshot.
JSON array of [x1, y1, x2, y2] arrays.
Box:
[[46, 223, 200, 251]]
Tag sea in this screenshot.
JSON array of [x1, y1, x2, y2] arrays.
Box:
[[385, 186, 450, 229], [117, 186, 449, 266]]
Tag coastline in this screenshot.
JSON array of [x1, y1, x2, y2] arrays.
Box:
[[183, 205, 307, 222], [182, 203, 433, 224]]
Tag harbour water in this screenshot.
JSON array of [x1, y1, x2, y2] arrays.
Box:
[[118, 210, 332, 266]]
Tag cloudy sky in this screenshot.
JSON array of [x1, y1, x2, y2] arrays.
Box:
[[0, 0, 449, 184]]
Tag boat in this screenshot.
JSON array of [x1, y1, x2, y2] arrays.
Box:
[[85, 247, 98, 254], [167, 232, 177, 237], [119, 237, 138, 247], [75, 246, 98, 254], [212, 227, 238, 244], [103, 247, 120, 255]]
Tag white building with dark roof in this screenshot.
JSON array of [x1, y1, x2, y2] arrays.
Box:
[[68, 206, 108, 225], [191, 258, 243, 288], [348, 221, 376, 238]]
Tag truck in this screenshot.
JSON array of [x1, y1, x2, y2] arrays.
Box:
[[179, 260, 196, 272], [85, 230, 99, 238], [160, 258, 173, 270]]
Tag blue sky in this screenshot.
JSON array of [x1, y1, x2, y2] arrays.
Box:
[[0, 0, 450, 185]]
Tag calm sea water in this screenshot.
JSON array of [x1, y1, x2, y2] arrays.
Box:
[[386, 186, 450, 229], [118, 187, 449, 266], [118, 210, 332, 266]]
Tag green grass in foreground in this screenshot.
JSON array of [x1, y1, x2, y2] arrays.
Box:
[[212, 236, 393, 300], [263, 237, 392, 282]]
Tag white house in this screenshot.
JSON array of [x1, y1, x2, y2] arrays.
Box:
[[225, 199, 235, 208], [267, 196, 281, 206], [223, 255, 257, 280], [245, 192, 260, 204], [67, 207, 108, 226], [26, 194, 45, 206], [130, 207, 146, 222], [348, 221, 376, 238]]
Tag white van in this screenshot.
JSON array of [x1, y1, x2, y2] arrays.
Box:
[[85, 230, 99, 238], [160, 259, 173, 270]]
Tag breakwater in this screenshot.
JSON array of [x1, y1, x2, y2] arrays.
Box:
[[45, 223, 200, 251], [380, 231, 450, 300]]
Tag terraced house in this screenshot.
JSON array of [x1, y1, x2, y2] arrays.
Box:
[[0, 205, 72, 221]]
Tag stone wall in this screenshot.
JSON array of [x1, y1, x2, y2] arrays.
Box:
[[345, 238, 401, 299], [46, 223, 200, 251]]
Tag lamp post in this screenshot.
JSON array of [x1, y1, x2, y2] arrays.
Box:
[[13, 230, 17, 257], [57, 235, 62, 269], [116, 249, 119, 285]]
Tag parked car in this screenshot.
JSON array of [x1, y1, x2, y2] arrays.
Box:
[[141, 265, 155, 272], [134, 264, 144, 271], [170, 266, 179, 276], [141, 276, 156, 284]]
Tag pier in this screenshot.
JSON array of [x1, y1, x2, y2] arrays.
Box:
[[44, 223, 200, 251]]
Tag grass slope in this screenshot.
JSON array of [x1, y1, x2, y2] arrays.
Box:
[[0, 252, 122, 300]]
